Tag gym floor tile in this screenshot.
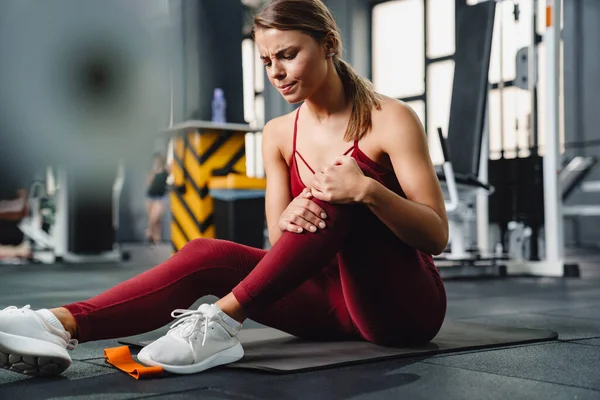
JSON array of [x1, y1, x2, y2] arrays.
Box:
[[572, 337, 600, 346], [0, 366, 278, 400], [457, 312, 600, 340], [427, 341, 600, 391], [536, 305, 600, 320], [0, 360, 117, 396], [445, 296, 587, 319], [137, 359, 600, 400]]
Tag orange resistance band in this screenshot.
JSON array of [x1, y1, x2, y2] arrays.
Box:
[[104, 346, 164, 379]]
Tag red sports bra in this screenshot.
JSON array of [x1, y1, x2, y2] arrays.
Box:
[[289, 105, 405, 199]]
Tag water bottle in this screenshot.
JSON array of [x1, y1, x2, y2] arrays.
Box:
[[212, 88, 226, 123]]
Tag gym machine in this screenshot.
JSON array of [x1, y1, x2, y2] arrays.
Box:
[[18, 165, 128, 264], [435, 1, 500, 275], [438, 0, 583, 277], [490, 0, 588, 276]]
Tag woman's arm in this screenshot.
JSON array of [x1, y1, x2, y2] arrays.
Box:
[[261, 119, 293, 246], [358, 103, 449, 255]]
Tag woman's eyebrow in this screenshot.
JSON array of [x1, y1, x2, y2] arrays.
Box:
[[260, 47, 296, 60]]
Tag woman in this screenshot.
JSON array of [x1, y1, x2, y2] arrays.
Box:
[[0, 0, 448, 377], [146, 153, 169, 245]]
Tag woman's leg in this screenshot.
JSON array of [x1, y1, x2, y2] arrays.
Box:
[[59, 239, 355, 343], [0, 235, 356, 377], [60, 238, 266, 342], [152, 199, 166, 243], [145, 199, 154, 242], [228, 162, 446, 346], [243, 260, 358, 342], [337, 210, 446, 346]]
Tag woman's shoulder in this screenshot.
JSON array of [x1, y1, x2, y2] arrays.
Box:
[[373, 95, 419, 124], [262, 109, 298, 147], [371, 96, 424, 138], [263, 110, 296, 134]]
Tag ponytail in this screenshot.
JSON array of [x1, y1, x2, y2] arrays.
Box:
[[333, 58, 383, 141]]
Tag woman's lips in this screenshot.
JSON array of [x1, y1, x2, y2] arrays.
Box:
[[279, 82, 296, 94]]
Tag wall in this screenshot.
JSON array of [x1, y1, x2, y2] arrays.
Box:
[[563, 0, 600, 248], [116, 0, 178, 243], [118, 0, 246, 242]]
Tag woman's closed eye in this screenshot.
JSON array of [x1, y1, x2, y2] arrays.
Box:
[[263, 53, 297, 67]]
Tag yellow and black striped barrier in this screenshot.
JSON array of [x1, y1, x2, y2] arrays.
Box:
[[165, 121, 264, 253]]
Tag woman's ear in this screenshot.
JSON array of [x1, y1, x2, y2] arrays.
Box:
[[323, 33, 338, 59]]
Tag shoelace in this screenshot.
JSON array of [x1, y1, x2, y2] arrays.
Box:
[[1, 305, 79, 349], [1, 305, 31, 312], [169, 309, 211, 346]]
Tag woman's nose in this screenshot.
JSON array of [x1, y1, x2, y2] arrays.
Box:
[[269, 60, 286, 81]]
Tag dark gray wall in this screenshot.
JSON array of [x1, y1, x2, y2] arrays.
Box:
[[118, 0, 246, 243], [185, 0, 245, 122], [116, 0, 178, 243], [563, 0, 600, 248]]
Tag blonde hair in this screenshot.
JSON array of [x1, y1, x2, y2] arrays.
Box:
[[253, 0, 383, 141]]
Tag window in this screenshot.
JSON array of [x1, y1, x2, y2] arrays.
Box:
[[371, 0, 456, 165], [485, 0, 565, 158], [242, 38, 265, 128], [427, 60, 454, 164], [487, 0, 536, 85], [406, 100, 425, 126], [371, 1, 565, 165], [427, 0, 454, 58], [372, 0, 425, 98], [488, 87, 532, 159]]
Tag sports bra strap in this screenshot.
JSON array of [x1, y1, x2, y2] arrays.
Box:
[[292, 105, 301, 154], [292, 105, 358, 174], [295, 151, 315, 174]]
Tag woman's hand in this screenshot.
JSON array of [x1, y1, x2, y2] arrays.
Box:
[[279, 188, 328, 233], [311, 156, 368, 204]]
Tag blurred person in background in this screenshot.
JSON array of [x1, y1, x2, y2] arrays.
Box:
[[145, 152, 169, 245]]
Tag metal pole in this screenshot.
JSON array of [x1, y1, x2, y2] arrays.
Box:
[[477, 94, 490, 255], [542, 0, 564, 271], [498, 2, 505, 158], [529, 0, 539, 152]]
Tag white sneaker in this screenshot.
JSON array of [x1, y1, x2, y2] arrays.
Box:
[[137, 304, 244, 374], [0, 305, 78, 376]]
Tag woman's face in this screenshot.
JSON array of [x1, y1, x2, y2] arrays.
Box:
[[255, 28, 329, 104]]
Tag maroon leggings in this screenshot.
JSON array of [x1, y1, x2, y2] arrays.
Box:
[[64, 192, 446, 347]]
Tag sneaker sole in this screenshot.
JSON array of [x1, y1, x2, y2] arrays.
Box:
[[137, 342, 244, 375], [0, 331, 71, 376]]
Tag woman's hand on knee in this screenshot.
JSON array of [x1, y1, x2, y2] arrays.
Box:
[[279, 188, 328, 234]]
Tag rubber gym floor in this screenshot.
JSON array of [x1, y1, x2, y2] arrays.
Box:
[[0, 244, 599, 399]]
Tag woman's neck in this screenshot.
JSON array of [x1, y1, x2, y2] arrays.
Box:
[[303, 63, 349, 123]]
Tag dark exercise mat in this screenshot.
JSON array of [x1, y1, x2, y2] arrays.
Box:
[[118, 320, 557, 373]]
